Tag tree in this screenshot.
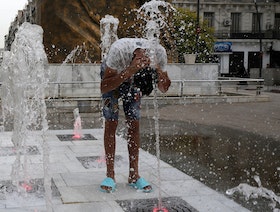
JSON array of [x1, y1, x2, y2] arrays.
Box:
[[173, 8, 216, 63], [121, 5, 216, 63]]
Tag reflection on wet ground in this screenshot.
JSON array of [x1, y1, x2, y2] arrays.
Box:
[[140, 118, 280, 212], [2, 106, 279, 211], [1, 108, 102, 132], [46, 107, 103, 130]]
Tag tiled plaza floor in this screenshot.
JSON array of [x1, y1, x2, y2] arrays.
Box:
[[0, 129, 250, 212]]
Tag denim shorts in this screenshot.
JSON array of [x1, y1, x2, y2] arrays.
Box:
[[101, 61, 142, 121], [102, 83, 142, 121]]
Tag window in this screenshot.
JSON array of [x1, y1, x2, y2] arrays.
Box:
[[275, 13, 280, 31], [248, 52, 262, 69], [230, 13, 241, 33], [252, 13, 262, 32], [204, 12, 214, 28], [274, 13, 280, 38]]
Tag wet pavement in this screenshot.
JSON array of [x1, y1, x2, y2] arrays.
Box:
[[0, 89, 279, 211], [140, 122, 279, 211], [0, 129, 249, 212], [44, 89, 279, 211], [140, 90, 280, 211]]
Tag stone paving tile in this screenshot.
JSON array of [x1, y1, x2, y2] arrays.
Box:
[[68, 144, 104, 155], [154, 166, 194, 181], [76, 155, 125, 169], [3, 195, 46, 209], [0, 156, 15, 165], [49, 151, 74, 163], [53, 201, 124, 212], [60, 172, 99, 187], [0, 207, 46, 212], [49, 163, 68, 174], [0, 129, 251, 212], [52, 174, 67, 187], [213, 194, 250, 211], [0, 165, 12, 180], [182, 195, 250, 212], [59, 185, 103, 203], [159, 179, 219, 197], [62, 160, 86, 173], [0, 138, 13, 147]]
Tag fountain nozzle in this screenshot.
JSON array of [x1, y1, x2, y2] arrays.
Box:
[[153, 207, 168, 212]]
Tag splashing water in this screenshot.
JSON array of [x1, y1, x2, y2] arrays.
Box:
[[0, 22, 52, 211], [49, 44, 93, 98], [137, 1, 176, 211], [98, 2, 175, 210], [136, 0, 176, 41], [226, 175, 280, 211], [96, 153, 106, 168], [72, 108, 83, 139], [137, 0, 175, 67], [97, 15, 120, 170], [20, 182, 33, 192], [100, 15, 119, 60], [63, 43, 92, 64], [153, 207, 169, 212]]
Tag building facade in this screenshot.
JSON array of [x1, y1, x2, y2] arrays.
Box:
[[4, 0, 155, 63], [0, 48, 4, 64], [173, 0, 280, 77], [4, 1, 36, 51], [4, 0, 280, 77]]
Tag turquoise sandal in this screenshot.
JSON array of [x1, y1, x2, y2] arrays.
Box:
[[129, 177, 153, 193], [100, 177, 116, 193]]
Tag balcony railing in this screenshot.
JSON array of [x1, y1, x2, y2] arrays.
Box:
[[214, 30, 280, 39]]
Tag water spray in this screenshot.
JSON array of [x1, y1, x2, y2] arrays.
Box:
[[1, 22, 52, 211], [137, 1, 176, 211], [100, 15, 119, 60], [72, 108, 83, 139], [153, 207, 169, 212]]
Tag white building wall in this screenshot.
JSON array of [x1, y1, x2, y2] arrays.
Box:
[[172, 0, 280, 75]]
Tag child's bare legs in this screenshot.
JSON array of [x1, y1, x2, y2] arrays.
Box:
[[127, 119, 140, 182], [101, 120, 118, 191], [127, 119, 152, 191]]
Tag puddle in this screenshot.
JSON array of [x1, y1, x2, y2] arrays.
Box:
[[140, 119, 280, 212]]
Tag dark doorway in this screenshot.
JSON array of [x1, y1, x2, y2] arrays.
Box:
[[270, 50, 280, 68], [248, 51, 262, 75], [229, 52, 246, 77]]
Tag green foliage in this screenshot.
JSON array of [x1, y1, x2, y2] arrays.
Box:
[[174, 8, 216, 63], [122, 6, 216, 63]]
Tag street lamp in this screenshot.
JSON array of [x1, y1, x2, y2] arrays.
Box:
[[254, 0, 263, 79], [196, 0, 200, 62]]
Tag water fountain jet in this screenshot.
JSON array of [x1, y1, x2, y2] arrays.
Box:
[[0, 22, 52, 211], [72, 108, 83, 139], [136, 1, 176, 211], [100, 15, 119, 61]]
